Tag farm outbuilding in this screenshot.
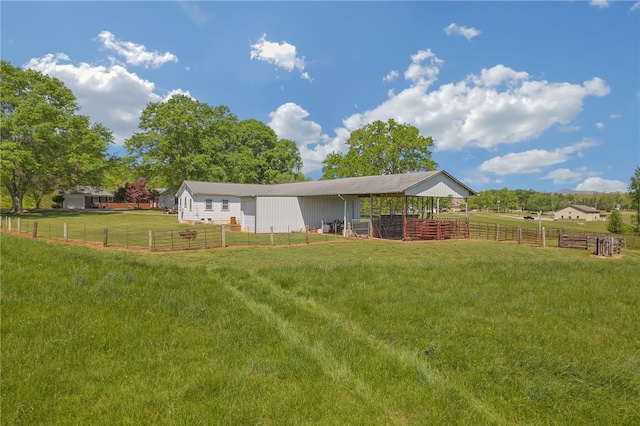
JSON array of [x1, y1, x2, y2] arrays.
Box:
[[176, 170, 477, 239], [554, 204, 603, 221]]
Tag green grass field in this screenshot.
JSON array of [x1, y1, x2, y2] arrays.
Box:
[[2, 211, 639, 425]]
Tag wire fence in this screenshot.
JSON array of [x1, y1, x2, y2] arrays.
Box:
[[2, 215, 638, 252], [0, 216, 344, 251]]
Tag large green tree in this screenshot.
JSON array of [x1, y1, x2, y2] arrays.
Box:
[[321, 119, 437, 179], [226, 119, 304, 184], [126, 94, 234, 190], [126, 96, 305, 188], [629, 166, 640, 234], [0, 61, 111, 212]]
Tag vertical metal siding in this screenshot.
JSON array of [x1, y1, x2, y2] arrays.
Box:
[[241, 197, 256, 232], [407, 174, 470, 198], [256, 197, 306, 233]]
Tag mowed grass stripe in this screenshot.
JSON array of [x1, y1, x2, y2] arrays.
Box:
[[223, 269, 509, 425], [221, 275, 392, 421]]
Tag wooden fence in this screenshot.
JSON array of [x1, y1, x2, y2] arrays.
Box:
[[405, 218, 469, 240], [469, 222, 544, 246], [558, 231, 623, 256]]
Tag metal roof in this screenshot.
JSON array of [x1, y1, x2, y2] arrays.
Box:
[[565, 204, 600, 213], [180, 171, 476, 198]]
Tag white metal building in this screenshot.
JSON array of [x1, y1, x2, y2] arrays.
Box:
[[175, 171, 476, 234]]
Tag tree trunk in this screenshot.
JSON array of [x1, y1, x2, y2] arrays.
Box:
[[11, 193, 23, 213]]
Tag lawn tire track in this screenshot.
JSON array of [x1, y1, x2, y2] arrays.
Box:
[[244, 271, 509, 426], [221, 279, 397, 423]]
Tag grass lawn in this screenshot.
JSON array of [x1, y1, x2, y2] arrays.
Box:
[[2, 212, 640, 424]]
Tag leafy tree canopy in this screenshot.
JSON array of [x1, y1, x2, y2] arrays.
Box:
[[321, 119, 438, 179], [115, 178, 152, 208], [125, 95, 305, 189], [0, 61, 112, 212]]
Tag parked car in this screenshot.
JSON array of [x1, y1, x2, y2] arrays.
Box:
[[523, 215, 535, 220]]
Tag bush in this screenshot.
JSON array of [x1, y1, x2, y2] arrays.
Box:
[[607, 209, 624, 234]]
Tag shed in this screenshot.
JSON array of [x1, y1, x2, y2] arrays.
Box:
[[176, 170, 477, 238]]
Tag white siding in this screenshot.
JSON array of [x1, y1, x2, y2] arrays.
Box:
[[406, 174, 469, 198], [256, 197, 305, 233], [241, 197, 256, 232], [177, 187, 241, 225], [255, 195, 361, 234]]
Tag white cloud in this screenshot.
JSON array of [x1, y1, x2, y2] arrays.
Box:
[[250, 33, 311, 81], [177, 1, 211, 27], [543, 168, 584, 184], [478, 139, 598, 175], [444, 23, 481, 41], [575, 177, 627, 192], [338, 59, 609, 152], [267, 103, 334, 173], [279, 48, 610, 175], [404, 49, 443, 87], [24, 52, 174, 145], [383, 70, 399, 83], [609, 113, 621, 119], [595, 122, 605, 129], [97, 31, 178, 69], [589, 0, 610, 8], [631, 2, 640, 13]]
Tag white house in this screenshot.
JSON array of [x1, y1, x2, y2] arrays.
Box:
[[62, 186, 114, 209], [175, 171, 477, 235]]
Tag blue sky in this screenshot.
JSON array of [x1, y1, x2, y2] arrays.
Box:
[[2, 1, 639, 193]]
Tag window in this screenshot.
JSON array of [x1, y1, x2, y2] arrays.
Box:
[[222, 199, 229, 211], [205, 199, 212, 210], [189, 199, 192, 210]]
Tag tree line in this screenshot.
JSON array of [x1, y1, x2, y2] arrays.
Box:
[[468, 187, 632, 213]]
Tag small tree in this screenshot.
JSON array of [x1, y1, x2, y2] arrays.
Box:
[[629, 167, 640, 234], [115, 178, 152, 208], [607, 209, 624, 234]]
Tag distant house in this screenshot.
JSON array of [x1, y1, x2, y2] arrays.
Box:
[[155, 188, 178, 210], [61, 186, 152, 210], [554, 204, 603, 221]]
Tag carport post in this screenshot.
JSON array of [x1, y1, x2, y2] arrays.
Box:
[[270, 226, 274, 246]]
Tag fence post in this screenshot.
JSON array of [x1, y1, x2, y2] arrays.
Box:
[[221, 225, 226, 248], [306, 225, 310, 245], [8, 217, 12, 232], [542, 227, 546, 248], [64, 223, 68, 241], [32, 221, 38, 238], [270, 226, 274, 246], [518, 227, 522, 245], [103, 228, 108, 247], [495, 224, 499, 241], [148, 230, 154, 252], [17, 217, 21, 233]]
